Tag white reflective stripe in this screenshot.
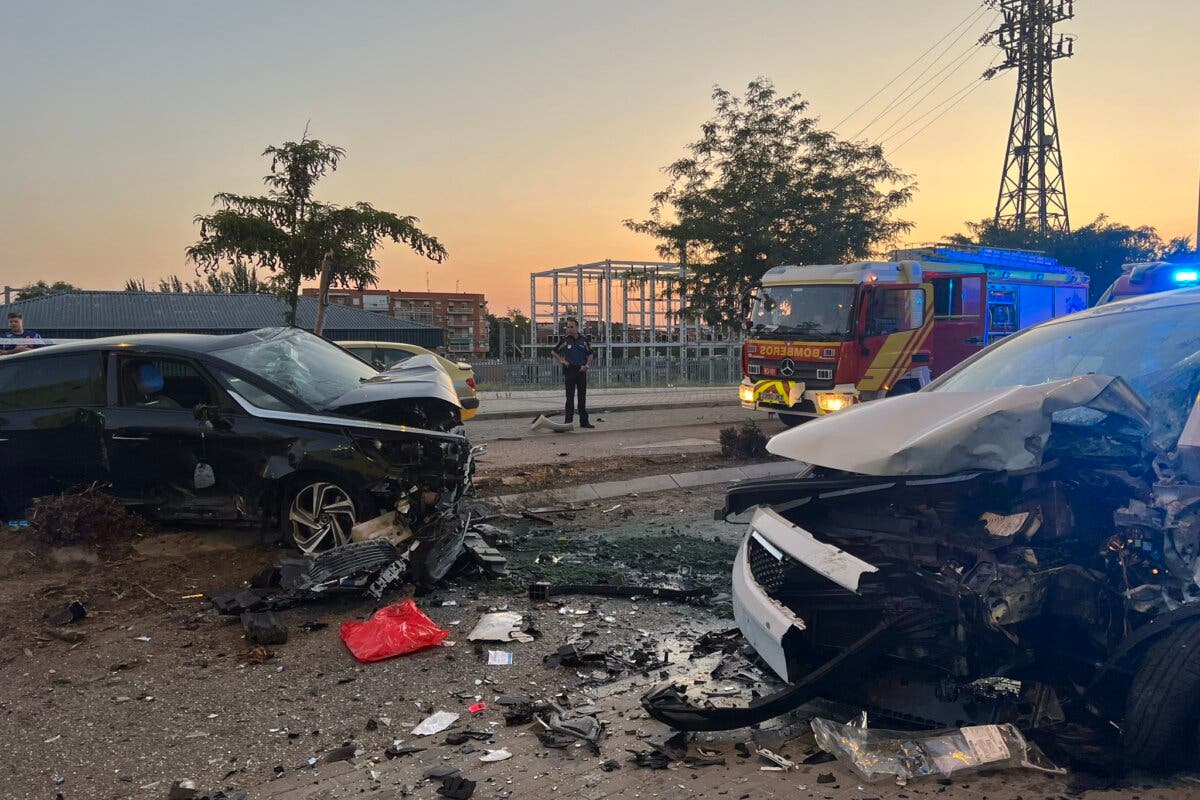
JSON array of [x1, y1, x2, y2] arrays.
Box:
[[225, 391, 467, 444], [750, 507, 879, 593]]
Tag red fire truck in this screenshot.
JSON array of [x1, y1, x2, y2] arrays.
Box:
[[738, 244, 1090, 426]]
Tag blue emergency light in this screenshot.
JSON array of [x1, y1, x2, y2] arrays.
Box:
[[1173, 269, 1199, 284]]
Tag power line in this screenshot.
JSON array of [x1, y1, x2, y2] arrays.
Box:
[[870, 37, 995, 145], [832, 1, 990, 131], [887, 65, 998, 156], [849, 7, 995, 140]]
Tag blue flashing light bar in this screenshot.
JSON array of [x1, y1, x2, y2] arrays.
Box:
[[1173, 269, 1199, 283]]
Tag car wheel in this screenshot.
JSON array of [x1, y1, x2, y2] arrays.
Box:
[[778, 413, 806, 428], [287, 480, 358, 555], [1122, 619, 1200, 767]]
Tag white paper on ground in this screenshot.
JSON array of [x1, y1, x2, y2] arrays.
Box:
[[480, 749, 513, 762], [487, 650, 514, 665], [411, 711, 459, 736], [467, 612, 529, 642]]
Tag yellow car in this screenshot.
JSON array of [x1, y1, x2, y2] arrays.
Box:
[[339, 341, 480, 421]]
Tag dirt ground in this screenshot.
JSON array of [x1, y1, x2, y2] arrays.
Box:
[[1, 489, 1197, 800]]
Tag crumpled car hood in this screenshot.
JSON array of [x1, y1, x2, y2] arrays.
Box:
[[767, 374, 1150, 476], [325, 354, 462, 413]]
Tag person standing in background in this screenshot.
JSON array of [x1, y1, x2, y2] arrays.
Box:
[[1, 312, 42, 355], [551, 317, 594, 428]]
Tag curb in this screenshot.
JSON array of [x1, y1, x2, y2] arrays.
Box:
[[483, 460, 801, 509], [470, 398, 744, 422]]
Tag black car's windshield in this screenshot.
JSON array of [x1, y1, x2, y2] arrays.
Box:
[[929, 299, 1200, 438], [750, 284, 856, 341], [213, 328, 377, 409]]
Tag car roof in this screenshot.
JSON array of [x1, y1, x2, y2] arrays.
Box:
[[1, 327, 293, 360], [1037, 285, 1200, 326]]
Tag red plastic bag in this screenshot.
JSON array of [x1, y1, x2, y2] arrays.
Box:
[[340, 600, 449, 663]]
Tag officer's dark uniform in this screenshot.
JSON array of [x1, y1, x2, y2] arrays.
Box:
[[554, 332, 594, 425]]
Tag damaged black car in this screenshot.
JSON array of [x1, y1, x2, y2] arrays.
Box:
[[0, 327, 477, 578], [646, 288, 1200, 768]]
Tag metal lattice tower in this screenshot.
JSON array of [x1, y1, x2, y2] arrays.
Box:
[[989, 0, 1075, 233]]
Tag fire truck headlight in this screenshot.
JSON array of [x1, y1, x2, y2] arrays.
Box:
[[817, 392, 852, 413], [739, 385, 756, 403]]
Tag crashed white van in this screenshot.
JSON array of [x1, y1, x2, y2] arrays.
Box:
[[645, 287, 1200, 768]]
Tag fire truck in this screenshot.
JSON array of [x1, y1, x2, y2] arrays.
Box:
[[738, 244, 1090, 426]]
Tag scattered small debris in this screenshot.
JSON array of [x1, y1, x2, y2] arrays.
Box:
[[627, 749, 671, 769], [436, 775, 477, 800], [44, 600, 87, 626], [479, 749, 512, 762], [241, 611, 288, 645], [412, 711, 459, 736], [487, 650, 514, 665], [816, 772, 837, 784], [467, 612, 534, 643]]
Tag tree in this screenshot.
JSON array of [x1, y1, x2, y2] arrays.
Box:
[[125, 264, 272, 294], [626, 78, 914, 325], [948, 215, 1175, 303], [186, 138, 447, 322], [487, 307, 532, 357], [14, 280, 79, 300]]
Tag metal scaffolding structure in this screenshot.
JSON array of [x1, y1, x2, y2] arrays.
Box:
[[529, 260, 742, 386]]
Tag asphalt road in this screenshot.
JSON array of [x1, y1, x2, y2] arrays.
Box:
[[465, 404, 782, 467]]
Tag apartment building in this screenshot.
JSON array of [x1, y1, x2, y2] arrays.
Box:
[[302, 288, 489, 356]]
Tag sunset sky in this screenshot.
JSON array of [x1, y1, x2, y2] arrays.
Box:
[[2, 0, 1197, 314]]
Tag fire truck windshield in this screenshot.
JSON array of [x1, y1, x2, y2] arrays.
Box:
[[750, 284, 856, 341]]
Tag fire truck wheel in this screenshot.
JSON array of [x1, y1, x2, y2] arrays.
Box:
[[777, 413, 806, 428]]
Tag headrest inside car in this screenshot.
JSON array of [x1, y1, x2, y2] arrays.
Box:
[[133, 362, 164, 395]]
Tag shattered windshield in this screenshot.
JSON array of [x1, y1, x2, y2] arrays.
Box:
[[213, 328, 377, 409], [750, 285, 856, 341], [929, 301, 1200, 440]]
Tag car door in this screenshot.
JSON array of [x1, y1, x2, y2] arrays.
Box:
[[104, 353, 234, 519], [0, 351, 108, 518]]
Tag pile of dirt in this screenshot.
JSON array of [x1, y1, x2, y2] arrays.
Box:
[[26, 484, 150, 552], [719, 421, 768, 460]]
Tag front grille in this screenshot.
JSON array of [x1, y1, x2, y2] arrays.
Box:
[[748, 535, 786, 593], [753, 361, 836, 390]]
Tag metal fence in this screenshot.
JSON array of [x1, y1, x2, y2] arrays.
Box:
[[466, 354, 742, 388]]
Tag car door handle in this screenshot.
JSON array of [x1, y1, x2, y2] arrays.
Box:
[[111, 435, 150, 441]]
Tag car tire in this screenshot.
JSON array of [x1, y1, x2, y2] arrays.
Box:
[[284, 479, 360, 555], [1122, 619, 1200, 768], [777, 413, 806, 428]]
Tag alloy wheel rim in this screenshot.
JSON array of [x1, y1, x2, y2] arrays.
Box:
[[289, 482, 356, 554]]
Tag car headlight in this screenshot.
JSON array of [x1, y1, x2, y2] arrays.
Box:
[[817, 392, 852, 413], [739, 385, 756, 403]]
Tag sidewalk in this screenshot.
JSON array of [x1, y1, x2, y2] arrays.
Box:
[[485, 459, 800, 509], [473, 385, 738, 420]]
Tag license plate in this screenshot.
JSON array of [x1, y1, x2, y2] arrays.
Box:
[[759, 392, 785, 404]]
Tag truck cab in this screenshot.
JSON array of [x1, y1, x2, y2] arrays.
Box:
[[739, 246, 1089, 426], [1096, 260, 1200, 304]]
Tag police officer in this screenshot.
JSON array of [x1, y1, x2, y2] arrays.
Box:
[[552, 317, 594, 428]]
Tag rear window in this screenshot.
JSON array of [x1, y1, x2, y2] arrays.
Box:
[[0, 353, 105, 411]]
